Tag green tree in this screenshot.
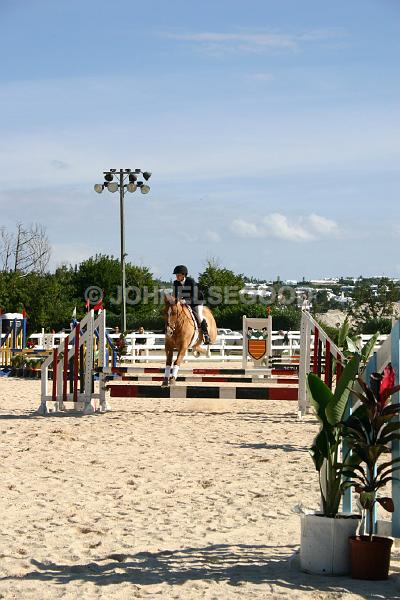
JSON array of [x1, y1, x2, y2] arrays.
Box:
[[72, 254, 158, 330], [347, 277, 399, 332], [0, 271, 20, 313], [0, 270, 76, 333], [198, 260, 244, 312], [23, 273, 76, 333]]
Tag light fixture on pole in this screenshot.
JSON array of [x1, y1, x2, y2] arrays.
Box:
[[93, 168, 152, 332]]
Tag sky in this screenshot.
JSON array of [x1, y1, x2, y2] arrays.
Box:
[[1, 0, 400, 281]]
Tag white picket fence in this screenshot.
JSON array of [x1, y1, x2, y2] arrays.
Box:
[[106, 331, 299, 363], [28, 328, 388, 364]]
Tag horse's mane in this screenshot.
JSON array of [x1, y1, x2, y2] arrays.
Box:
[[163, 295, 192, 328], [163, 294, 176, 317]]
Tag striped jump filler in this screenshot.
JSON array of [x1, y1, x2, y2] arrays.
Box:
[[106, 383, 298, 401]]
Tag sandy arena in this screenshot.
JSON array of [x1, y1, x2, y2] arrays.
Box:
[[1, 377, 400, 599]]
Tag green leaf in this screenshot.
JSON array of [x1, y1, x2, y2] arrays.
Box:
[[379, 422, 400, 436], [346, 337, 360, 353], [326, 355, 360, 425], [374, 476, 396, 489], [338, 320, 350, 348], [343, 452, 363, 468], [307, 374, 333, 424], [361, 332, 380, 362], [359, 491, 375, 510], [382, 403, 400, 417], [342, 464, 367, 481], [381, 433, 400, 446], [309, 434, 327, 469], [376, 460, 400, 481]]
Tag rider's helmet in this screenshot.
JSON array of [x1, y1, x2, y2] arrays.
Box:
[[173, 265, 188, 276]]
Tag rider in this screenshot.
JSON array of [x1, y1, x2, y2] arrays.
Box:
[[172, 265, 210, 344]]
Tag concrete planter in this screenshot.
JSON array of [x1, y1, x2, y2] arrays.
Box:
[[300, 513, 361, 575]]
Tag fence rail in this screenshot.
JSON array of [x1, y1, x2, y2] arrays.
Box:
[[26, 329, 387, 364]]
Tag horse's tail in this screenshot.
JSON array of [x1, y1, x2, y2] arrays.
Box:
[[204, 306, 217, 344]]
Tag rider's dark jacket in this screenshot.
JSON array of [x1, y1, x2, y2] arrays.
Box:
[[173, 277, 203, 306]]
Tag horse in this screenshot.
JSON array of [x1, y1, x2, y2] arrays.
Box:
[[162, 295, 217, 387]]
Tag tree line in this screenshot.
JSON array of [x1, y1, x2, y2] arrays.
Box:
[[0, 223, 397, 337]]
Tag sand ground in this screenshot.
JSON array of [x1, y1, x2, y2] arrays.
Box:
[[1, 376, 400, 599]]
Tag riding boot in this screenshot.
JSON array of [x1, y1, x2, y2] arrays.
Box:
[[201, 319, 210, 345]]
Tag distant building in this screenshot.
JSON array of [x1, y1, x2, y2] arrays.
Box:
[[310, 278, 339, 286]]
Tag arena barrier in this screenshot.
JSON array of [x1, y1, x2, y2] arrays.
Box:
[[43, 309, 386, 414], [104, 314, 297, 402], [39, 310, 301, 412]]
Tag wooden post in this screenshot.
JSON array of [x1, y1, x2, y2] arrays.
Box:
[[324, 341, 331, 386], [62, 337, 69, 402], [298, 311, 311, 416], [51, 348, 58, 402], [74, 323, 80, 402], [313, 328, 319, 374]]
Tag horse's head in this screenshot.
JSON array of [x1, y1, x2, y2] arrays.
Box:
[[164, 294, 182, 337]]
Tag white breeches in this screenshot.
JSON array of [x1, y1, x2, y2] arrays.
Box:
[[193, 304, 204, 323]]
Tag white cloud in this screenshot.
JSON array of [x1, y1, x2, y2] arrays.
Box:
[[231, 219, 265, 238], [205, 229, 221, 242], [308, 213, 339, 235], [167, 31, 296, 51], [165, 28, 344, 55], [231, 213, 340, 243], [263, 213, 314, 241]]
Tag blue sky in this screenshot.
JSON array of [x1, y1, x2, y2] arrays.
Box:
[[1, 0, 400, 280]]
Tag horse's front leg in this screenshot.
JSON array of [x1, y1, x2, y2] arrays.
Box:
[[162, 345, 174, 388], [169, 346, 187, 385]]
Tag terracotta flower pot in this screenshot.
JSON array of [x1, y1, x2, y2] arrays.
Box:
[[349, 535, 393, 580]]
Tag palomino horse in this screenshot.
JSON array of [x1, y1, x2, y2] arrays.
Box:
[[162, 295, 217, 387]]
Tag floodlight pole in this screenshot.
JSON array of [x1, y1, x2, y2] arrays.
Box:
[[94, 168, 151, 334], [119, 169, 127, 333]]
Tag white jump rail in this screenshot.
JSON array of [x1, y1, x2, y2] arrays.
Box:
[[298, 311, 346, 417], [38, 310, 107, 415]]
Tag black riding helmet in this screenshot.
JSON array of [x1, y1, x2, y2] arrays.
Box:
[[173, 265, 188, 276]]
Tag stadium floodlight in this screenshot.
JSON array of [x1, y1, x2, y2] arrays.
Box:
[[93, 167, 152, 332]]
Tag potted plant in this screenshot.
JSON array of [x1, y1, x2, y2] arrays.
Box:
[[11, 353, 26, 377], [300, 354, 362, 575], [342, 377, 400, 580], [32, 357, 45, 379]]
